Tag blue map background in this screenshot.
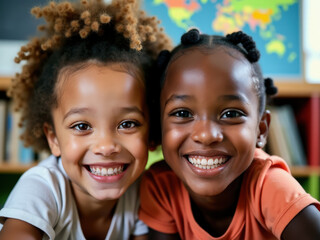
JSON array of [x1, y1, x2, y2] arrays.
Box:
[[143, 0, 302, 79]]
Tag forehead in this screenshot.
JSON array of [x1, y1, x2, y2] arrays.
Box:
[[56, 62, 144, 97], [56, 63, 146, 106], [164, 47, 253, 90], [161, 48, 259, 107]]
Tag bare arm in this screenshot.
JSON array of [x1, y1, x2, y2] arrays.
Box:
[[147, 228, 181, 240], [281, 204, 320, 240], [0, 218, 43, 240]]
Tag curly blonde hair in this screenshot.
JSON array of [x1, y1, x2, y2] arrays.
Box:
[[7, 0, 172, 152]]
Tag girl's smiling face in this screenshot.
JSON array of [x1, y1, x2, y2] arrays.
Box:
[[160, 48, 269, 197], [45, 63, 149, 201]]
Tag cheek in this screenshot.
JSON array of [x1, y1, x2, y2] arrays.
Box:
[[228, 125, 257, 150], [61, 137, 85, 163], [126, 132, 149, 161], [59, 132, 83, 148], [162, 125, 186, 154]]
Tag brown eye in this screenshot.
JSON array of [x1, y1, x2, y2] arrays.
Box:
[[221, 110, 245, 119], [119, 121, 139, 129], [171, 110, 192, 118], [74, 123, 91, 131]]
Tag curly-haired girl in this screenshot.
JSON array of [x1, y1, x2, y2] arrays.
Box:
[[139, 29, 320, 240], [0, 0, 171, 239]]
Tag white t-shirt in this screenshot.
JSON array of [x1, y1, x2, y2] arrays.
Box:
[[0, 155, 148, 239]]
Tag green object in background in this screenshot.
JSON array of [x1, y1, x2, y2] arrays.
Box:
[[0, 173, 22, 208], [307, 174, 320, 200], [146, 145, 163, 169]]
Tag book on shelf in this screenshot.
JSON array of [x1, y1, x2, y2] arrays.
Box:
[[277, 105, 307, 166], [5, 102, 13, 162], [0, 99, 7, 162], [5, 102, 35, 165], [296, 94, 320, 167], [267, 106, 293, 166]]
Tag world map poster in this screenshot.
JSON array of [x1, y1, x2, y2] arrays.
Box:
[[143, 0, 301, 79]]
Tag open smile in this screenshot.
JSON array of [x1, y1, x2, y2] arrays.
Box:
[[85, 164, 129, 177], [186, 155, 229, 170]]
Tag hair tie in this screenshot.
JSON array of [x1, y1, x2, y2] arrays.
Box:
[[181, 28, 201, 45], [264, 77, 278, 96]]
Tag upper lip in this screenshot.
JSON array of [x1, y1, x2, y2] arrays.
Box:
[[83, 162, 129, 167], [183, 150, 230, 158]]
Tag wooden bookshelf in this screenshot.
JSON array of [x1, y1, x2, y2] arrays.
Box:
[[291, 166, 320, 177], [0, 162, 37, 174], [0, 77, 11, 91], [275, 81, 320, 97]]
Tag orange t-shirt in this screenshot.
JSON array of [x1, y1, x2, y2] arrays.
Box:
[[139, 149, 320, 240]]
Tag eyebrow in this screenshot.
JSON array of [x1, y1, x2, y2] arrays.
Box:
[[120, 106, 145, 117], [218, 94, 250, 104], [164, 94, 194, 107], [63, 106, 145, 121], [63, 107, 91, 121], [164, 94, 250, 107]]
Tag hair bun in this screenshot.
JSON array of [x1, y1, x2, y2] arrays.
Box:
[[264, 77, 278, 96], [181, 28, 201, 45], [226, 31, 260, 63]]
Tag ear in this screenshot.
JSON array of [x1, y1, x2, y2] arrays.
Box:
[[256, 110, 271, 148], [43, 122, 61, 157]]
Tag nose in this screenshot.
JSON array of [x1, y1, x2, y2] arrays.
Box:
[[91, 133, 121, 157], [191, 119, 223, 145]]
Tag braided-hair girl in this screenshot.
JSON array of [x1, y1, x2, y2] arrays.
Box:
[[0, 0, 171, 239], [139, 29, 320, 240]]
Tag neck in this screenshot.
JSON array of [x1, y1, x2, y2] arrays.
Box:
[[189, 174, 243, 237], [71, 182, 118, 240]]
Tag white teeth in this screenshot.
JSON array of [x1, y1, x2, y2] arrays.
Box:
[[201, 159, 207, 165], [188, 156, 227, 169], [89, 165, 124, 176], [101, 168, 107, 175]]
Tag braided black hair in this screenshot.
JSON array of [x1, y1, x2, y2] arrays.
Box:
[[157, 28, 278, 116]]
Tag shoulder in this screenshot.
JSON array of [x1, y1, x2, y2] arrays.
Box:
[[244, 149, 299, 198], [243, 149, 320, 237], [0, 156, 73, 239], [20, 155, 69, 188], [246, 148, 291, 181], [27, 155, 63, 174], [243, 149, 303, 216], [2, 155, 72, 215]]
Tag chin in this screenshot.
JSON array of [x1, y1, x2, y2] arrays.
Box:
[[186, 180, 228, 197], [192, 187, 225, 197], [93, 189, 125, 201]]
